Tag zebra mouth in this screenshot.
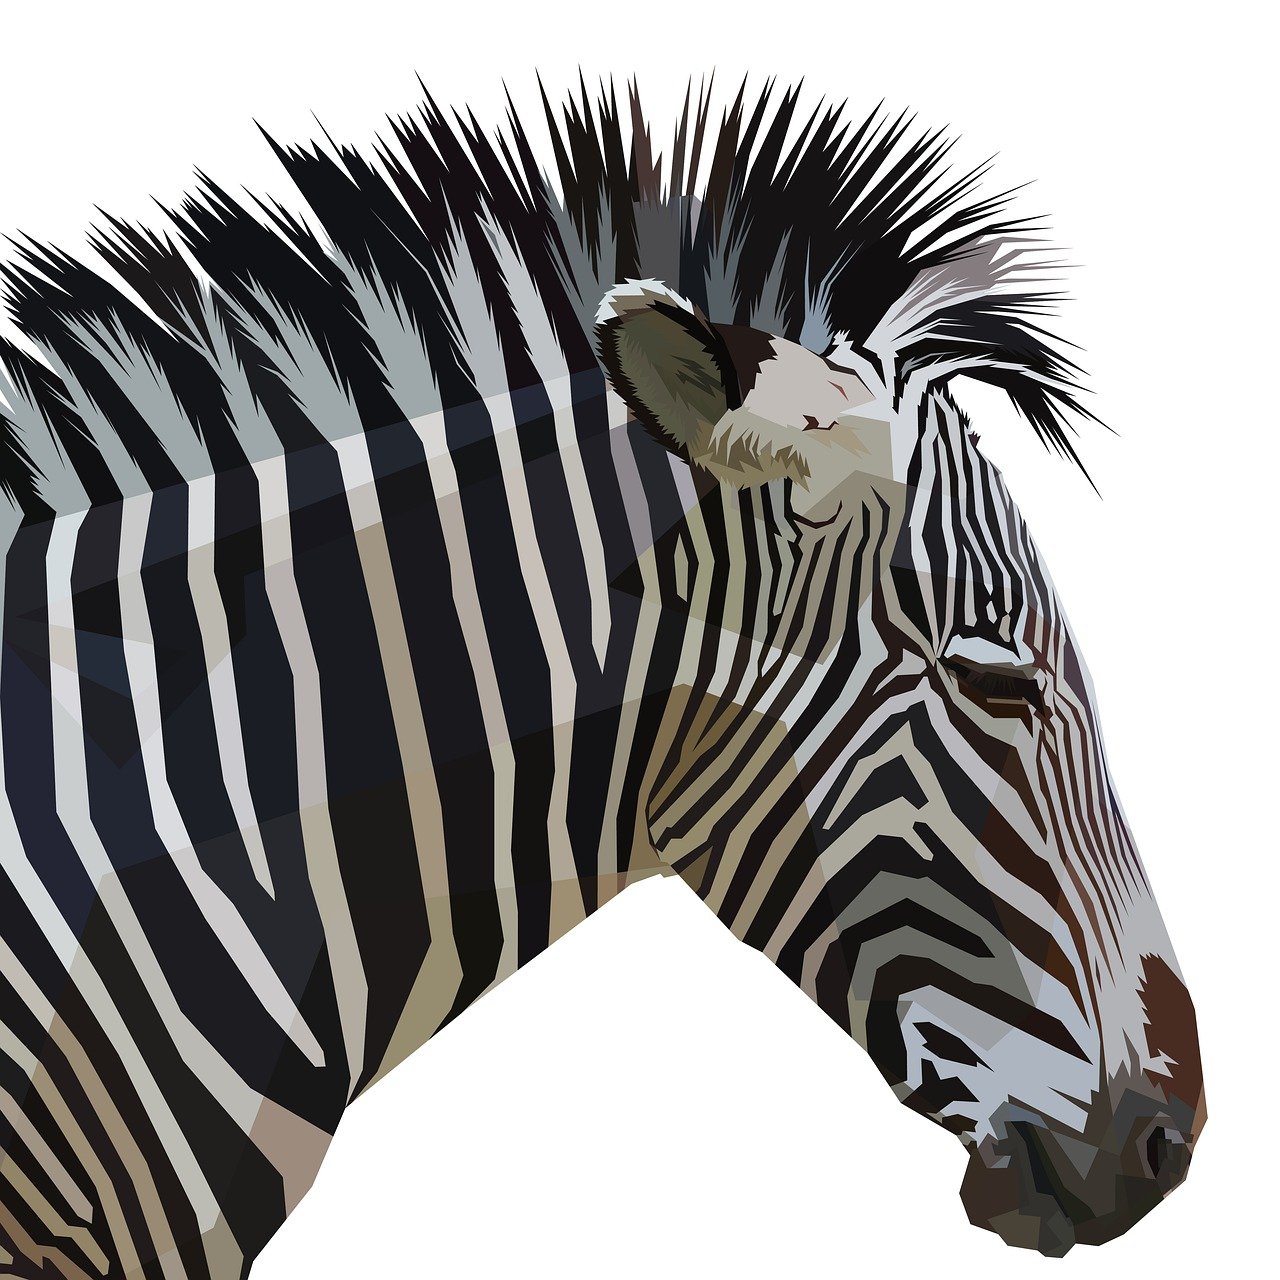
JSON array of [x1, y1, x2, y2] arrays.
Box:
[[960, 1133, 1079, 1257]]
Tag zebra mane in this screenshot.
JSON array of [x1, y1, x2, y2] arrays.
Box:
[[0, 78, 1093, 522]]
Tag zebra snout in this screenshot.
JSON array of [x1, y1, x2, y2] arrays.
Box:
[[959, 1113, 1193, 1256]]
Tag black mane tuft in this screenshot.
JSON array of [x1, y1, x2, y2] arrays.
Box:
[[0, 79, 1093, 520]]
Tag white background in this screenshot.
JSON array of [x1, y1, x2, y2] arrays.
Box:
[[1, 2, 1276, 1276]]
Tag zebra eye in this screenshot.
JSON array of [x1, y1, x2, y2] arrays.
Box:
[[942, 656, 1045, 716]]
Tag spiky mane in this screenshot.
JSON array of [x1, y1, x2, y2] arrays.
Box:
[[0, 79, 1092, 522]]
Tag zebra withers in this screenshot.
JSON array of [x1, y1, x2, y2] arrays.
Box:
[[0, 81, 1204, 1274]]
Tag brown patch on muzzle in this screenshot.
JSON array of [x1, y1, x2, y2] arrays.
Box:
[[1138, 954, 1207, 1137]]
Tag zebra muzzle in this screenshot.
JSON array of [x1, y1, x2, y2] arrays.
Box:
[[958, 1112, 1192, 1256]]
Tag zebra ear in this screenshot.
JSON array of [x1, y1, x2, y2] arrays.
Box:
[[596, 281, 862, 492], [594, 280, 740, 466]]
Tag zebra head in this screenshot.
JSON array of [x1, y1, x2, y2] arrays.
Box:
[[596, 280, 1205, 1256]]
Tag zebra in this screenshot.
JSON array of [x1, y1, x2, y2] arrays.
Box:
[[0, 80, 1204, 1276]]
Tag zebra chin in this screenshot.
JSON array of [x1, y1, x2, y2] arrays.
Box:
[[956, 1100, 1197, 1257]]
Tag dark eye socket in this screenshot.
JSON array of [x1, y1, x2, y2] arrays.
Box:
[[943, 657, 1045, 715]]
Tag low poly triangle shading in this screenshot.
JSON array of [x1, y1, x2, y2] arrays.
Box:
[[0, 78, 1204, 1276]]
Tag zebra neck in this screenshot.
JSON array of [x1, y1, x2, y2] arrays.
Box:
[[0, 375, 809, 1104]]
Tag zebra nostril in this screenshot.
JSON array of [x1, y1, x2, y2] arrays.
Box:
[[1144, 1126, 1191, 1194]]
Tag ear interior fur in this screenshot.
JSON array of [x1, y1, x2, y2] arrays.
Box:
[[595, 281, 740, 464]]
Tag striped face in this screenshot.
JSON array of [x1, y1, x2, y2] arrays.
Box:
[[598, 282, 1205, 1255]]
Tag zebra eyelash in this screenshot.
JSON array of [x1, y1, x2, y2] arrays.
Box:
[[942, 657, 1046, 715]]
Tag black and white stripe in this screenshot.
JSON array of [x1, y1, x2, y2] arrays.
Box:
[[0, 82, 1202, 1273]]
